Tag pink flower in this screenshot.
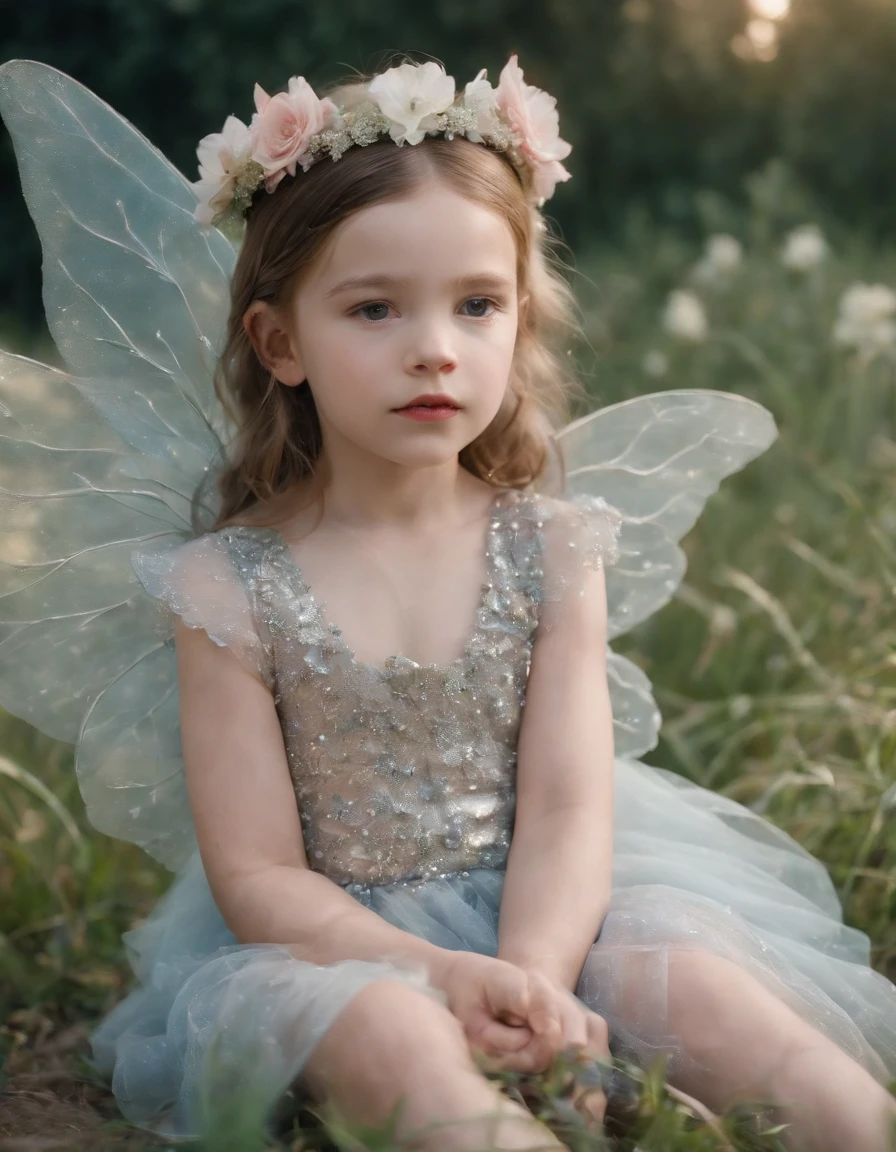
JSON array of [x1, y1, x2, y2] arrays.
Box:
[[250, 76, 338, 186], [494, 55, 572, 203]]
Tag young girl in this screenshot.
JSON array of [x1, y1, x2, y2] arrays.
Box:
[[0, 54, 894, 1152]]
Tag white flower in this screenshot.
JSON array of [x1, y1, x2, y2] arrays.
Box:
[[462, 68, 501, 144], [781, 224, 829, 272], [711, 605, 737, 638], [367, 62, 457, 146], [833, 283, 896, 354], [642, 350, 669, 378], [191, 115, 254, 225], [706, 234, 743, 273], [693, 234, 742, 285], [663, 290, 709, 343]]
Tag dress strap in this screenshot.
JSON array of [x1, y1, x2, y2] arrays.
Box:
[[472, 489, 545, 649], [485, 488, 622, 633]]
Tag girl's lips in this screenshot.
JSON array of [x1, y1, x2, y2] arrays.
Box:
[[395, 405, 460, 421], [395, 394, 459, 409]]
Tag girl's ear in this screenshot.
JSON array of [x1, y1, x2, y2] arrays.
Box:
[[242, 300, 306, 388]]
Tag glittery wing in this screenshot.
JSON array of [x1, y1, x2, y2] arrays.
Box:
[[553, 389, 777, 757], [0, 60, 236, 869]]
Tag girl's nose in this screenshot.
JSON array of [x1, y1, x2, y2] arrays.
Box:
[[404, 321, 459, 375]]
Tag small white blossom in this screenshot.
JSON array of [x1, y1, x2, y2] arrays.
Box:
[[642, 350, 669, 378], [781, 224, 829, 272], [833, 283, 896, 355], [191, 115, 255, 225], [729, 694, 752, 719], [367, 62, 456, 146], [462, 68, 501, 143], [693, 234, 743, 285], [663, 290, 709, 343], [711, 605, 738, 637]]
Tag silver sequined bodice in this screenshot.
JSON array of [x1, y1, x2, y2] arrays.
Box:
[[220, 489, 544, 893]]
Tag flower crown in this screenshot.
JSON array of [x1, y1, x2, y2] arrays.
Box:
[[191, 55, 572, 229]]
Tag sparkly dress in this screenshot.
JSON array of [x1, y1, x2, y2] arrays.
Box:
[[88, 488, 896, 1138]]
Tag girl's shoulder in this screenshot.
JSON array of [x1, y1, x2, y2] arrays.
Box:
[[502, 488, 622, 571], [139, 523, 272, 585], [131, 528, 277, 687], [488, 489, 621, 617]]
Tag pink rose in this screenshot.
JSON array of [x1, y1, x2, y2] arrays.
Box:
[[494, 55, 572, 202], [250, 76, 338, 183]]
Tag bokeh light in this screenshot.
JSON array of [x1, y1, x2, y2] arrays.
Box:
[[731, 18, 780, 62], [749, 0, 791, 19]]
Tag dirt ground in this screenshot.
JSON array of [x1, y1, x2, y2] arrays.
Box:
[[0, 1012, 161, 1152]]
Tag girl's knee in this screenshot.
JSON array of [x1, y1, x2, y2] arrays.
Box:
[[666, 948, 804, 1062], [302, 976, 471, 1098], [327, 976, 464, 1052], [668, 947, 758, 998]]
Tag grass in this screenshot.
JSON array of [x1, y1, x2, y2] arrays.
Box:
[[1, 160, 895, 1149]]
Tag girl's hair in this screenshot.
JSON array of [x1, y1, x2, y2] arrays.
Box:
[[205, 71, 585, 532]]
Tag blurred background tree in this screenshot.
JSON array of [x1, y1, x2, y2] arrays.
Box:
[[2, 0, 896, 334]]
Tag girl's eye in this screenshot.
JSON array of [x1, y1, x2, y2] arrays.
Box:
[[355, 302, 392, 323], [462, 297, 499, 319], [352, 297, 502, 324]]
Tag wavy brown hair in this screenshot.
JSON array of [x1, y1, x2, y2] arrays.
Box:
[[205, 71, 586, 532]]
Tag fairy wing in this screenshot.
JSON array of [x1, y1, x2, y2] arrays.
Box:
[[0, 60, 236, 870], [551, 390, 777, 758]]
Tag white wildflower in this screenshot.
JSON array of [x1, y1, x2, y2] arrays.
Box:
[[833, 283, 896, 355], [642, 350, 669, 378], [663, 290, 709, 343], [693, 234, 743, 285], [729, 694, 752, 719], [781, 224, 829, 272], [711, 605, 738, 637]]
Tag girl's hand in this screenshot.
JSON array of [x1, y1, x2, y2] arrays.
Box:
[[434, 954, 609, 1126], [435, 951, 539, 1062], [475, 967, 610, 1128]]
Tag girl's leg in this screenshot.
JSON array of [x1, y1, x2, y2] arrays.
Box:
[[663, 950, 896, 1152], [301, 979, 563, 1152], [580, 945, 895, 1152]]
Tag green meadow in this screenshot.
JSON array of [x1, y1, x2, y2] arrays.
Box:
[[2, 163, 895, 1149]]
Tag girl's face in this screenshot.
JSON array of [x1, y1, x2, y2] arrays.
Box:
[[263, 183, 522, 475]]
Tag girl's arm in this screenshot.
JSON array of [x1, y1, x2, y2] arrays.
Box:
[[175, 618, 458, 985], [496, 553, 615, 993]]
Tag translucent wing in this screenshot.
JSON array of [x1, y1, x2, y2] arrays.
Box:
[[553, 390, 777, 757], [0, 60, 236, 869]]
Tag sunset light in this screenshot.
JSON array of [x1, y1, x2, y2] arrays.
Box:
[[749, 0, 791, 19]]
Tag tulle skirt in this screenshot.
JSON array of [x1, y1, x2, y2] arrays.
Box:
[[91, 757, 896, 1138]]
